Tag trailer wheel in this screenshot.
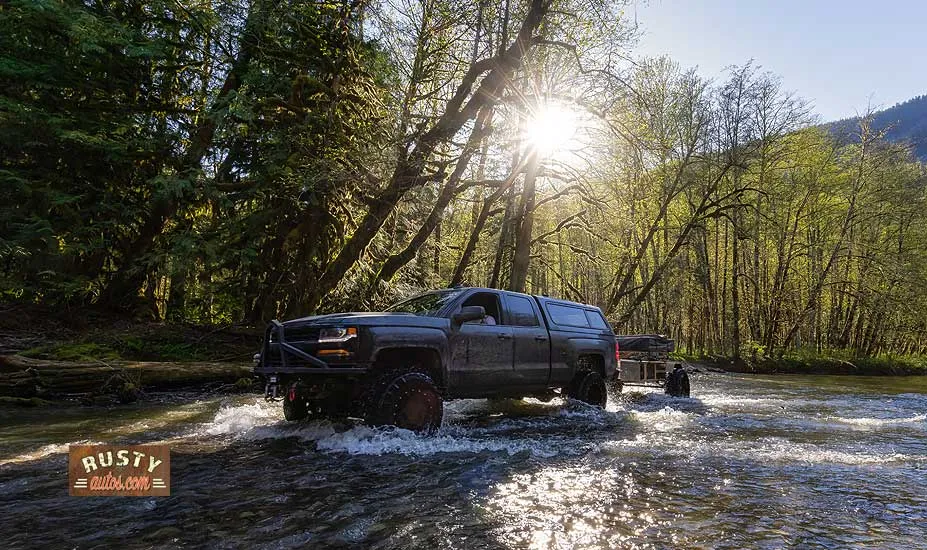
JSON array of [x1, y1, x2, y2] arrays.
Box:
[[665, 366, 691, 398], [569, 371, 608, 408], [366, 372, 443, 433]]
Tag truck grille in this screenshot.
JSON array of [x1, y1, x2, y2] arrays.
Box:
[[280, 326, 320, 342], [261, 343, 318, 369]]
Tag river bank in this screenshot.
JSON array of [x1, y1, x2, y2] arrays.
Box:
[[0, 303, 261, 406], [0, 354, 254, 406], [687, 353, 927, 376]]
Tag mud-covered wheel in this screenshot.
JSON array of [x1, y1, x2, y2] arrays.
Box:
[[366, 372, 443, 433], [569, 370, 608, 408], [283, 389, 309, 422]]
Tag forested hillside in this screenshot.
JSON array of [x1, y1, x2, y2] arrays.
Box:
[[826, 95, 927, 161], [2, 0, 926, 359]]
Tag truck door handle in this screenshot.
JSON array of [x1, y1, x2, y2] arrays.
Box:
[[534, 336, 548, 341], [497, 333, 512, 340]]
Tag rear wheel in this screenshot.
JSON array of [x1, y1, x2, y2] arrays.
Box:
[[366, 372, 443, 433], [569, 370, 608, 408]]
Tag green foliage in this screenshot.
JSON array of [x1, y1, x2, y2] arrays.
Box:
[[22, 342, 120, 362], [744, 341, 767, 357], [114, 335, 207, 362], [754, 349, 927, 376], [0, 0, 393, 321], [2, 0, 926, 376], [21, 330, 225, 363], [0, 0, 209, 302]]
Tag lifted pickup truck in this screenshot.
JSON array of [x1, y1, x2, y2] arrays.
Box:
[[254, 287, 618, 432]]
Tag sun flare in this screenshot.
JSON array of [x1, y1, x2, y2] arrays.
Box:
[[526, 103, 579, 155]]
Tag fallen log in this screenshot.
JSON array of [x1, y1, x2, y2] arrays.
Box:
[[0, 355, 253, 400]]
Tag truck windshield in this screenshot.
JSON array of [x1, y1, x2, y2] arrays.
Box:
[[386, 289, 464, 316]]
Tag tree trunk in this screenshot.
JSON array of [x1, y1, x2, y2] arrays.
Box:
[[731, 213, 742, 358], [451, 164, 522, 286], [509, 151, 540, 292]]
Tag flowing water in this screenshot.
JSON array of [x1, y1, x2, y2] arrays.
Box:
[[1, 373, 926, 549]]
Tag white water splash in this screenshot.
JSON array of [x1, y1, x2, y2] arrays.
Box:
[[189, 397, 600, 457], [629, 405, 696, 433], [605, 434, 923, 466], [313, 424, 561, 457], [830, 414, 927, 428], [202, 400, 282, 436]]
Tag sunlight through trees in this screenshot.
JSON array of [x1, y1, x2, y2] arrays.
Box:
[[1, 0, 925, 359]]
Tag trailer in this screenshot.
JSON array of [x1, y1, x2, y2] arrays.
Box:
[[613, 334, 690, 397]]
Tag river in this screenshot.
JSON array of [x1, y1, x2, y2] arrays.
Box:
[[1, 373, 925, 549]]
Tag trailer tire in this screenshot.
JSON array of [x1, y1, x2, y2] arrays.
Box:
[[665, 367, 691, 398], [569, 371, 608, 408]]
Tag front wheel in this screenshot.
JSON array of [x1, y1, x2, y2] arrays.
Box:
[[366, 372, 444, 433], [282, 388, 309, 421], [569, 371, 608, 408]]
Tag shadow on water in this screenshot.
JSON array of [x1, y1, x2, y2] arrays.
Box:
[[1, 374, 926, 548]]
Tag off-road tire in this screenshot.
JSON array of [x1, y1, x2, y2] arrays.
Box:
[[283, 392, 309, 421], [568, 370, 608, 408], [365, 372, 443, 433], [357, 368, 406, 418]]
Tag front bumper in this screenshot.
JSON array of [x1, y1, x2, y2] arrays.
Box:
[[254, 321, 368, 398]]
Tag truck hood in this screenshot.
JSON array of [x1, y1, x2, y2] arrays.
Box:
[[281, 312, 448, 329]]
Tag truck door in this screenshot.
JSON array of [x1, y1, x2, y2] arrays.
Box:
[[502, 293, 551, 386], [450, 291, 515, 394]]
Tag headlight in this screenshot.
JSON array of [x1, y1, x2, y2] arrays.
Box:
[[317, 327, 357, 343]]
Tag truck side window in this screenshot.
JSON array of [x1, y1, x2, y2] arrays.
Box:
[[460, 292, 502, 324], [505, 295, 540, 326], [546, 303, 590, 327], [585, 310, 611, 330]]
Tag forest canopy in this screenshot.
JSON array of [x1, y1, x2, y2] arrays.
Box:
[[2, 0, 926, 359]]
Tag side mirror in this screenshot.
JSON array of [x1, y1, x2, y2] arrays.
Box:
[[452, 305, 485, 327]]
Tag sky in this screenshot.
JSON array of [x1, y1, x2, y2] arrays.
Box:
[[633, 0, 927, 121]]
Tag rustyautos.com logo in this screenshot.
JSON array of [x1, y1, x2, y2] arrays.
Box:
[[68, 445, 170, 497]]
